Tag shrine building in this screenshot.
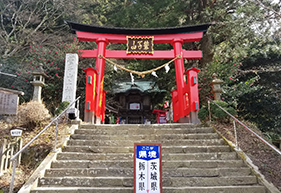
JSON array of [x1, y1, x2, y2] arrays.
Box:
[[111, 81, 165, 124]]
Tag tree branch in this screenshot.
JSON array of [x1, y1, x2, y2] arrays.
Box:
[[248, 0, 281, 18]]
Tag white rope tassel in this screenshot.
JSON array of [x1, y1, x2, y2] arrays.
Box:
[[165, 64, 170, 73], [151, 71, 158, 78], [130, 73, 135, 84], [114, 65, 117, 72]]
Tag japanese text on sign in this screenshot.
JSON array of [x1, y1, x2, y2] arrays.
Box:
[[10, 129, 22, 137], [135, 144, 162, 193], [127, 36, 154, 54], [130, 103, 140, 110]]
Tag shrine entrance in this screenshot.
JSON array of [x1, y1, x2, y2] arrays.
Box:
[[67, 21, 210, 124]]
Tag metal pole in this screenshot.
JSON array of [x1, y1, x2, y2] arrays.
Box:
[[8, 96, 81, 192], [10, 96, 80, 161], [53, 120, 59, 152], [77, 98, 80, 120], [233, 120, 239, 150], [208, 100, 211, 122], [9, 157, 17, 193]]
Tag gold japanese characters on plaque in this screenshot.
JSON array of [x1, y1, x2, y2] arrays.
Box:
[[127, 36, 154, 54]]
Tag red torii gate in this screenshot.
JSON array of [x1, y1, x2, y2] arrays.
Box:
[[67, 21, 210, 124]]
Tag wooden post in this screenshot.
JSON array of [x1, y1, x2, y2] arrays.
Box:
[[0, 139, 6, 175], [5, 142, 10, 170]]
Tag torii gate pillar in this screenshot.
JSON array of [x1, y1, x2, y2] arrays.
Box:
[[172, 39, 189, 123], [95, 38, 108, 124]]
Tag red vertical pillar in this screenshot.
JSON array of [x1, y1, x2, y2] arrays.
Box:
[[171, 89, 180, 122], [84, 67, 97, 123], [95, 38, 108, 124], [171, 39, 188, 122], [185, 67, 200, 123], [156, 113, 160, 124]]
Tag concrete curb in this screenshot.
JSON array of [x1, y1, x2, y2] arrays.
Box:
[[18, 123, 79, 193], [213, 126, 280, 193]]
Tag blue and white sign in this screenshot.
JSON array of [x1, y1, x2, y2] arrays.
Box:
[[134, 143, 162, 193]]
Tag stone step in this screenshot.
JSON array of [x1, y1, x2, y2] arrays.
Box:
[[51, 159, 246, 169], [44, 167, 251, 178], [67, 139, 225, 146], [31, 185, 266, 193], [80, 123, 201, 130], [75, 128, 214, 136], [29, 124, 268, 193], [62, 145, 230, 153], [70, 133, 220, 140], [56, 152, 237, 161], [38, 176, 258, 187]]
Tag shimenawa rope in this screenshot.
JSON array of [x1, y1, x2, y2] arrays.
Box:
[[98, 54, 182, 78]]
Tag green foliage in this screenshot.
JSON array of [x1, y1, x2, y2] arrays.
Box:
[[219, 39, 281, 134], [198, 54, 243, 105], [264, 132, 281, 143], [198, 100, 237, 123], [210, 100, 237, 122], [198, 106, 209, 122], [54, 101, 70, 116], [198, 38, 281, 134], [222, 76, 261, 108], [236, 88, 281, 134]]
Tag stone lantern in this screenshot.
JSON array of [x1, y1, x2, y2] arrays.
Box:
[[211, 73, 223, 100], [30, 63, 47, 102]]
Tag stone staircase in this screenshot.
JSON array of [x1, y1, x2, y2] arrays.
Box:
[[30, 123, 267, 193]]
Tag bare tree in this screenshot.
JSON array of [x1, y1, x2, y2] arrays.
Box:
[[0, 0, 73, 59]]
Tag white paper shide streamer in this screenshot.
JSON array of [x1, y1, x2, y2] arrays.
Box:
[[114, 65, 117, 72], [165, 64, 170, 73], [130, 73, 134, 84], [151, 71, 158, 78]]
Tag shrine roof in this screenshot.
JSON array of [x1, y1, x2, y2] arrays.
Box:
[[0, 87, 24, 95], [112, 81, 165, 94], [67, 21, 211, 35]]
